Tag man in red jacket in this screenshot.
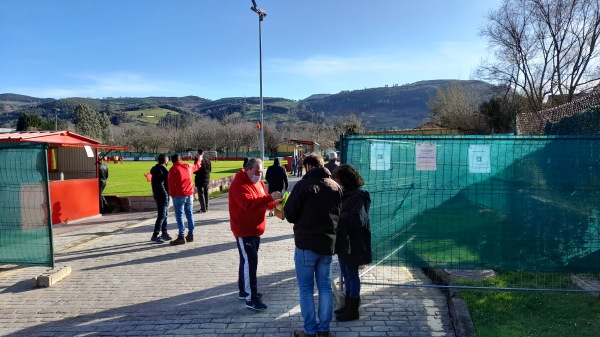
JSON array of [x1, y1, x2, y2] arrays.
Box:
[[168, 153, 202, 245], [229, 157, 282, 311]]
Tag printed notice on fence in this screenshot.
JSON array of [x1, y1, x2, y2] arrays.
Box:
[[468, 145, 491, 173], [416, 143, 436, 171], [370, 142, 391, 170]]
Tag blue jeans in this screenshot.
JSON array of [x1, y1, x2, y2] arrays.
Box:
[[172, 195, 194, 237], [339, 261, 361, 298], [294, 247, 333, 335], [153, 196, 170, 237]]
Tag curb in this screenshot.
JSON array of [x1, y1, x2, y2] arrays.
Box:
[[445, 289, 477, 337], [424, 267, 478, 337]]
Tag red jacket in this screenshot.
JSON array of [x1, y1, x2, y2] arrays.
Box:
[[229, 169, 275, 238], [168, 158, 202, 198]]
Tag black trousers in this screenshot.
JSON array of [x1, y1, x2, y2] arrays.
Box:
[[236, 236, 261, 301], [197, 184, 209, 211]]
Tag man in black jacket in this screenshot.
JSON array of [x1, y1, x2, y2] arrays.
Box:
[[324, 151, 339, 174], [284, 153, 342, 337], [150, 154, 172, 243], [194, 149, 212, 213], [98, 158, 109, 214], [265, 158, 288, 216]]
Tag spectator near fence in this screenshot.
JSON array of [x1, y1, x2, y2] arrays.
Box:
[[229, 158, 282, 311], [296, 155, 304, 177], [149, 154, 172, 243], [324, 152, 339, 174], [167, 152, 202, 245], [98, 158, 109, 214], [265, 158, 288, 216], [194, 149, 212, 213], [284, 153, 342, 337]]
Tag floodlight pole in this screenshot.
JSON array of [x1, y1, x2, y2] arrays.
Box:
[[251, 2, 267, 162], [53, 108, 60, 131]]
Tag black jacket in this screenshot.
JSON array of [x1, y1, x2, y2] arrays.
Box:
[[335, 188, 372, 266], [284, 167, 342, 255], [194, 157, 212, 186], [265, 159, 288, 193], [150, 164, 169, 200], [324, 160, 339, 173], [99, 162, 109, 181]]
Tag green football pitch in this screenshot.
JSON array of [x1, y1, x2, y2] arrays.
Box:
[[103, 159, 281, 197]]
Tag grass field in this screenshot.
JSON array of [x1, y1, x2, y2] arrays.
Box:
[[103, 159, 278, 196], [458, 274, 600, 337], [125, 108, 180, 125]]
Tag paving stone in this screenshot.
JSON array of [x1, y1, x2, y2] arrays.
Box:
[[0, 177, 456, 337]]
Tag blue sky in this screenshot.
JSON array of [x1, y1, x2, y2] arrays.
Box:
[[0, 0, 502, 101]]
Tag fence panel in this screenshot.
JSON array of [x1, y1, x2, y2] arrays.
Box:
[[341, 134, 600, 290], [0, 142, 53, 267]]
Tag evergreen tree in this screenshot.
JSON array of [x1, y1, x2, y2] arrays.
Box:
[[16, 113, 52, 131], [74, 104, 106, 141]]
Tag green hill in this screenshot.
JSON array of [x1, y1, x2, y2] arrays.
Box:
[[0, 80, 494, 130]]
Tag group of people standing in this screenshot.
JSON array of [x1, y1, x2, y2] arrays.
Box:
[[229, 152, 372, 337], [149, 149, 211, 245], [148, 150, 371, 337]]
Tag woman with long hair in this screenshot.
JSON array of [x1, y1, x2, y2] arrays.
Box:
[[331, 164, 372, 322]]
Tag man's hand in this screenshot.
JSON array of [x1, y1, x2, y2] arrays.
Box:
[[271, 191, 283, 200]]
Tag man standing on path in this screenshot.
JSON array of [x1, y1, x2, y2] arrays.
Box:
[[284, 153, 343, 337], [265, 157, 288, 216], [229, 157, 282, 311], [324, 152, 339, 174], [194, 149, 212, 213], [296, 155, 304, 177], [150, 154, 172, 243], [98, 158, 109, 213], [168, 152, 202, 245]]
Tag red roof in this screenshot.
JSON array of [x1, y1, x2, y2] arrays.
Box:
[[0, 131, 127, 150]]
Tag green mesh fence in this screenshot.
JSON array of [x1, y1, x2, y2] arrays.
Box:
[[341, 134, 600, 290], [0, 142, 54, 267]]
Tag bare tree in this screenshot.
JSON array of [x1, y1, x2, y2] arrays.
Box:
[[427, 82, 489, 133], [263, 123, 281, 156], [188, 117, 219, 151], [478, 0, 600, 112], [335, 113, 365, 136]]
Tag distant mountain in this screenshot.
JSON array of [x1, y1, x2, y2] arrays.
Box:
[[300, 80, 494, 129], [0, 80, 494, 130]]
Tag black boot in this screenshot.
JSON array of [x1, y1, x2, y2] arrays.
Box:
[[336, 297, 360, 322], [334, 293, 350, 315]]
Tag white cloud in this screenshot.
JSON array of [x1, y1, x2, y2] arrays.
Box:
[[8, 72, 204, 99], [266, 40, 487, 84]]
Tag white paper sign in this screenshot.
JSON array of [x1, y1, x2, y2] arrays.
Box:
[[468, 145, 491, 173], [370, 142, 391, 170], [416, 143, 436, 171], [84, 145, 94, 158]]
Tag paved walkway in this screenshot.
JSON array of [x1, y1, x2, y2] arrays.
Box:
[[0, 176, 456, 337]]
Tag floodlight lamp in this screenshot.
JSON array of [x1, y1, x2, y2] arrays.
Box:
[[250, 7, 267, 18]]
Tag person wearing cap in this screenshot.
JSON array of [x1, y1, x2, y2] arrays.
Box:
[[324, 152, 339, 174]]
